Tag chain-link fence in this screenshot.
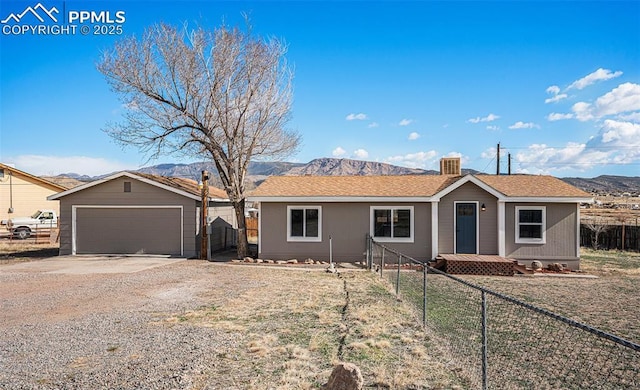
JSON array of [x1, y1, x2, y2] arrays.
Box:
[[366, 236, 640, 389]]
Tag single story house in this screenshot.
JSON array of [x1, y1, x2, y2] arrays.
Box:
[[48, 171, 234, 257], [248, 167, 593, 270], [0, 162, 67, 222]]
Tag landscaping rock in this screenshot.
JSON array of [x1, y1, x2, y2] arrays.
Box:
[[324, 362, 363, 390], [255, 259, 263, 264], [243, 257, 254, 263], [304, 258, 315, 264], [531, 261, 543, 271], [286, 259, 298, 264], [275, 260, 287, 265], [548, 263, 564, 272], [264, 259, 274, 264]]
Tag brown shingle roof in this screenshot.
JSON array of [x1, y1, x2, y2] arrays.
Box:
[[250, 175, 459, 197], [475, 175, 591, 197], [133, 172, 228, 199], [250, 174, 591, 199]]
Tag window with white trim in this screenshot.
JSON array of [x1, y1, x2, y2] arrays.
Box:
[[370, 206, 414, 243], [287, 206, 322, 242], [515, 206, 546, 244]]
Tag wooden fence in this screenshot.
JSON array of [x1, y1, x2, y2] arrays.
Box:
[[246, 217, 258, 244], [580, 224, 640, 251]]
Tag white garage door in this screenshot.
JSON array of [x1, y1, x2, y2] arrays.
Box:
[[74, 207, 182, 256]]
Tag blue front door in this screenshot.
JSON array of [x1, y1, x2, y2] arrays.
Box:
[[456, 203, 477, 254]]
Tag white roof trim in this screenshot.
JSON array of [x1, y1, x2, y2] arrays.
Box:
[[504, 197, 593, 203], [247, 196, 433, 203], [47, 171, 201, 201], [432, 174, 506, 200]]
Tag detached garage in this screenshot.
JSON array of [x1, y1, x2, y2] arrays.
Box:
[[48, 172, 232, 257]]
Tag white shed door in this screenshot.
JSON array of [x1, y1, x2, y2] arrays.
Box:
[[75, 207, 182, 255]]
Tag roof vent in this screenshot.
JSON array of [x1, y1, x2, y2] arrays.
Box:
[[440, 157, 461, 175]]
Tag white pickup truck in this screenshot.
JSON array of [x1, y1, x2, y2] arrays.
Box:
[[1, 210, 58, 239]]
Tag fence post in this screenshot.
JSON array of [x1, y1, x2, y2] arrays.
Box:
[[396, 255, 402, 295], [422, 262, 427, 326], [366, 234, 372, 270], [380, 247, 385, 278], [481, 290, 488, 390]]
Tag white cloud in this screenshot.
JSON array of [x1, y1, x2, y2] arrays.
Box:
[[486, 125, 500, 131], [567, 68, 623, 90], [481, 147, 497, 159], [385, 150, 438, 169], [6, 155, 135, 176], [572, 82, 640, 121], [467, 113, 500, 123], [408, 132, 420, 140], [346, 113, 368, 121], [572, 101, 595, 122], [398, 119, 413, 126], [546, 85, 561, 95], [367, 122, 379, 128], [508, 121, 540, 130], [353, 149, 369, 159], [545, 94, 568, 104], [545, 85, 568, 104], [618, 112, 640, 122], [600, 119, 640, 146], [513, 119, 640, 172], [332, 147, 346, 157], [547, 112, 574, 121]]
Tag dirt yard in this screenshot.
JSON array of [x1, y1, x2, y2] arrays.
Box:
[[0, 244, 463, 389], [459, 249, 640, 343]]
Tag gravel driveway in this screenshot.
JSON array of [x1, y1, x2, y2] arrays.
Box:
[[0, 259, 251, 389]]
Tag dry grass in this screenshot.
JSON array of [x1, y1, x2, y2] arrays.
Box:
[[582, 204, 640, 226], [0, 241, 59, 264], [162, 266, 463, 389], [458, 249, 640, 343]]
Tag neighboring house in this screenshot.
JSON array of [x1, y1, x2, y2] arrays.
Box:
[[0, 163, 67, 222], [48, 171, 234, 257], [248, 162, 593, 270]]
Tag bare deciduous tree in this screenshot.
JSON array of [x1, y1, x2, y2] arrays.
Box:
[[97, 22, 300, 258], [583, 217, 610, 250]]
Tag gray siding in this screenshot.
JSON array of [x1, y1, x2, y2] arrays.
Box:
[[438, 182, 498, 255], [505, 203, 579, 268], [259, 202, 432, 262], [58, 177, 197, 257]]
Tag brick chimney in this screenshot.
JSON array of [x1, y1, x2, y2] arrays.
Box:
[[440, 157, 461, 175]]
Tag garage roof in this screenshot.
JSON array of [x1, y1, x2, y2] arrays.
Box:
[[48, 171, 229, 202]]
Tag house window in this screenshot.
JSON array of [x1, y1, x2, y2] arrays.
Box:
[[124, 182, 131, 192], [287, 206, 322, 242], [515, 206, 546, 244], [370, 206, 414, 243]]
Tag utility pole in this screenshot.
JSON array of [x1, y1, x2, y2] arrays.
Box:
[[508, 153, 512, 175], [496, 142, 500, 175], [200, 170, 209, 260]]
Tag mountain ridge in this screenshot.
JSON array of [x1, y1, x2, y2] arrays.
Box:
[[47, 158, 639, 194]]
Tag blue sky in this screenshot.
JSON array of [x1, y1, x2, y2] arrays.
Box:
[[1, 0, 639, 178]]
